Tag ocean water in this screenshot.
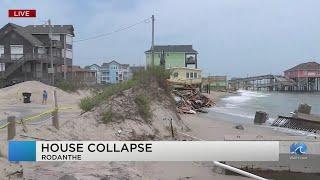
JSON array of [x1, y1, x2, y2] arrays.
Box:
[[208, 90, 320, 135]]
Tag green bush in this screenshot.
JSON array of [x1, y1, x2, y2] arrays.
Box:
[[79, 97, 96, 112], [79, 80, 137, 112], [135, 94, 151, 122], [132, 66, 171, 90], [101, 110, 113, 124]]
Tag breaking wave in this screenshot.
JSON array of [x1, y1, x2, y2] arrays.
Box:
[[221, 90, 270, 104]]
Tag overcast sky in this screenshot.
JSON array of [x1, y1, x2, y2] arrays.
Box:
[[1, 0, 320, 77]]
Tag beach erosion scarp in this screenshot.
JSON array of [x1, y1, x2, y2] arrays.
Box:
[[1, 81, 320, 179], [0, 79, 211, 179]]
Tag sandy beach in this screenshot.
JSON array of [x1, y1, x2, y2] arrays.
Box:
[[0, 85, 318, 179], [181, 91, 291, 140]]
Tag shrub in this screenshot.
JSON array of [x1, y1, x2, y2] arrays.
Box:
[[101, 110, 113, 124], [135, 94, 151, 122], [79, 97, 96, 112], [79, 80, 137, 112], [132, 66, 171, 91]]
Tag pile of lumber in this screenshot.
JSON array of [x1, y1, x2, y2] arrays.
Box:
[[172, 87, 214, 114]]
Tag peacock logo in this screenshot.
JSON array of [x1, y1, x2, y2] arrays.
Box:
[[290, 142, 307, 155]]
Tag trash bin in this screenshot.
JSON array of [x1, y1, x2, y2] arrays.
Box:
[[22, 92, 32, 103]]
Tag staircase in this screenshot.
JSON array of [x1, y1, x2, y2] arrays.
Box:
[[0, 55, 26, 79]]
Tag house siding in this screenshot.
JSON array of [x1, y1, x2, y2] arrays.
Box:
[[1, 31, 33, 57], [169, 67, 202, 85], [89, 61, 131, 84], [0, 23, 75, 87], [146, 52, 185, 68]]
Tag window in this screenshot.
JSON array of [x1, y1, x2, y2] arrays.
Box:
[[38, 47, 46, 54], [190, 72, 194, 78], [66, 35, 73, 45], [0, 63, 5, 71], [186, 72, 189, 78], [0, 45, 4, 57], [66, 49, 72, 59], [173, 72, 179, 78], [194, 73, 197, 78], [50, 34, 60, 41], [10, 45, 23, 60]]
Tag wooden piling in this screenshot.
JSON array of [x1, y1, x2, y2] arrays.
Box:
[[254, 111, 268, 124], [298, 104, 312, 114], [170, 118, 174, 139], [52, 89, 59, 129], [7, 116, 16, 140]]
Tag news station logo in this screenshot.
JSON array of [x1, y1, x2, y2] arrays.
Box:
[[8, 10, 36, 18], [290, 142, 308, 160]]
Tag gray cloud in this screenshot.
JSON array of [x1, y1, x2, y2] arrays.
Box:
[[1, 0, 320, 77]]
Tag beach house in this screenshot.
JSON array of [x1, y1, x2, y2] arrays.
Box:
[[86, 60, 130, 84], [145, 45, 198, 68], [0, 23, 74, 87], [284, 61, 320, 91], [145, 45, 202, 86], [85, 64, 101, 84]]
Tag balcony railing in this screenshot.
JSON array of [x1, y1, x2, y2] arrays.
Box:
[[185, 58, 196, 64], [0, 54, 63, 64]]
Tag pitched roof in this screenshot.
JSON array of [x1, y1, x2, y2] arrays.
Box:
[[285, 61, 320, 72], [85, 64, 100, 69], [0, 23, 75, 46], [0, 23, 43, 46], [25, 25, 74, 36], [101, 60, 123, 67], [145, 45, 198, 53]]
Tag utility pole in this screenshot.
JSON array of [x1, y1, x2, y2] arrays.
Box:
[[49, 19, 55, 85], [151, 15, 155, 66], [63, 34, 67, 80]]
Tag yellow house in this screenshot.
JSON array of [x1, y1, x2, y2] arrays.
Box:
[[168, 67, 202, 85]]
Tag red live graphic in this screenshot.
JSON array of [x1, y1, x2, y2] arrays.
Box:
[[8, 10, 36, 17]]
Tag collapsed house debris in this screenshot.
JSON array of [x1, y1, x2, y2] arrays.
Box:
[[172, 87, 214, 114], [271, 104, 320, 134]]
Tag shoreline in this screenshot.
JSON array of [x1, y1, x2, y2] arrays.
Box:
[[202, 91, 237, 104], [180, 90, 292, 140], [180, 90, 320, 176], [185, 91, 320, 140]]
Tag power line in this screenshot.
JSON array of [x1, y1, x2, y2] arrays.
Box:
[[74, 17, 151, 43]]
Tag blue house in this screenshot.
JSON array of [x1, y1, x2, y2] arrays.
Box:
[[87, 60, 130, 84], [85, 64, 101, 84]]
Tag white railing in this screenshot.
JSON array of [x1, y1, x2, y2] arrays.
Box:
[[213, 161, 268, 180], [177, 131, 268, 180]]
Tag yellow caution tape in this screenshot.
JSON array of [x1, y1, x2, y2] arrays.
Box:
[[0, 122, 9, 129], [0, 105, 75, 129]]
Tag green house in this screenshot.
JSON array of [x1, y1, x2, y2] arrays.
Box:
[[145, 45, 198, 69]]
